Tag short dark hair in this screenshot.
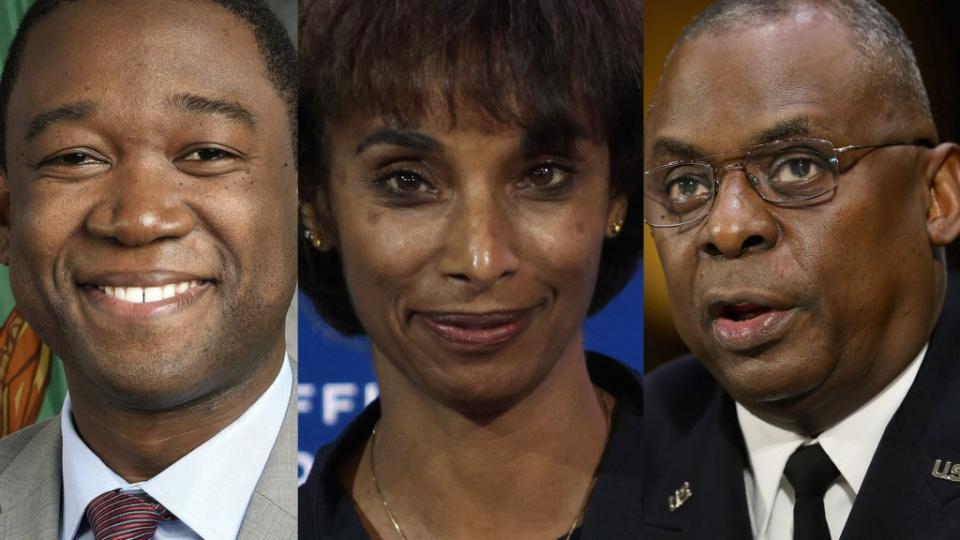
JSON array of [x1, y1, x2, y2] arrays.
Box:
[[0, 0, 297, 171], [671, 0, 933, 133], [299, 0, 644, 335]]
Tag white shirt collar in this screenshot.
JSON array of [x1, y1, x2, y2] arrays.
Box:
[[61, 355, 292, 540], [736, 344, 926, 538]]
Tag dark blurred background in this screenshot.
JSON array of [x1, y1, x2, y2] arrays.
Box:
[[266, 0, 295, 39]]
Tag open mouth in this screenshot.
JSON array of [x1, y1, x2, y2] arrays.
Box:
[[78, 274, 215, 319], [709, 300, 797, 352], [94, 280, 206, 304], [719, 303, 771, 322], [415, 308, 537, 351]]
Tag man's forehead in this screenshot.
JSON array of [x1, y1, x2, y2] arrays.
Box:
[[647, 13, 877, 158], [25, 0, 251, 62], [33, 0, 239, 36], [10, 0, 269, 114]]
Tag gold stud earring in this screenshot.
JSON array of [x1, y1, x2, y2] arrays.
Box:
[[611, 220, 624, 236], [304, 230, 324, 250]]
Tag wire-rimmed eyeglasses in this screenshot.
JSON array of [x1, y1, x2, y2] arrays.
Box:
[[643, 138, 932, 228]]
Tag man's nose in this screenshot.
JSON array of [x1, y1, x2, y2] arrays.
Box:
[[436, 189, 520, 290], [85, 161, 196, 246], [698, 170, 779, 259]]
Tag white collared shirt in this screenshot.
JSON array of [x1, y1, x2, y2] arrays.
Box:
[[60, 355, 292, 540], [736, 345, 926, 540]]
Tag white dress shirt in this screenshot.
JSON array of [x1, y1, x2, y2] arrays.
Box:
[[60, 355, 292, 540], [736, 345, 926, 540]]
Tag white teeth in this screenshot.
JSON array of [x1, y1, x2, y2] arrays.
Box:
[[162, 284, 177, 299], [126, 287, 144, 303], [98, 281, 201, 304], [143, 287, 162, 302]]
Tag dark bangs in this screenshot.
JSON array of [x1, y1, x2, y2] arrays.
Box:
[[299, 0, 643, 335]]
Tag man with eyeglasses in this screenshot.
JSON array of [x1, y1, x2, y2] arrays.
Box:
[[643, 1, 960, 539]]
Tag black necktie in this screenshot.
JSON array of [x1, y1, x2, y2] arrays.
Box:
[[784, 443, 840, 540]]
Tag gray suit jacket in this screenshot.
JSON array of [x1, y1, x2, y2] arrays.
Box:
[[0, 380, 298, 540]]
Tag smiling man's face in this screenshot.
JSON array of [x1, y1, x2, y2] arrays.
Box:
[[0, 0, 297, 409], [647, 13, 943, 432]]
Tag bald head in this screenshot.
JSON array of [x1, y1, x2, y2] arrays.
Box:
[[656, 0, 934, 140]]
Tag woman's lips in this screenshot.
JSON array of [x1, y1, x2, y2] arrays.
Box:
[[711, 303, 798, 352], [415, 309, 535, 351]]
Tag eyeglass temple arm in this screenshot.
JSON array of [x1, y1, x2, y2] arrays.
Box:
[[835, 139, 935, 155]]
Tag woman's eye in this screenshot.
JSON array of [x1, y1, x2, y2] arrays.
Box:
[[382, 171, 437, 196], [520, 164, 575, 192]]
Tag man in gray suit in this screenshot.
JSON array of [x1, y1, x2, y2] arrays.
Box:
[[0, 0, 297, 538]]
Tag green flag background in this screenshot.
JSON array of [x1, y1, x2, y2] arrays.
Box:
[[0, 0, 68, 425]]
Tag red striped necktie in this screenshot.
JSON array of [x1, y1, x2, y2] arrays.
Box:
[[85, 489, 175, 540]]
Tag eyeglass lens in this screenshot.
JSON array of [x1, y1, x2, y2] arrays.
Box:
[[644, 139, 840, 227]]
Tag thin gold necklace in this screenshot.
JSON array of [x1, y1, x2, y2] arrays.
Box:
[[369, 389, 612, 540]]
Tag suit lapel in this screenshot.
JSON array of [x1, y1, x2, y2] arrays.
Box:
[[238, 368, 298, 540], [645, 389, 752, 539], [842, 274, 960, 538], [0, 418, 63, 540]]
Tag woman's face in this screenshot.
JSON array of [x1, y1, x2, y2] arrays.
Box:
[[313, 105, 625, 412]]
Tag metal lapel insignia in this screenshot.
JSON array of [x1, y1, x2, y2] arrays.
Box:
[[668, 481, 693, 511], [932, 459, 960, 482]]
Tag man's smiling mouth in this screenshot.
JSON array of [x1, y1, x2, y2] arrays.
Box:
[[76, 272, 216, 319], [95, 281, 205, 304]]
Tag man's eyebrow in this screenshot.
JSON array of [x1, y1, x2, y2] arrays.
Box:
[[649, 137, 707, 164], [754, 116, 813, 145], [648, 117, 817, 166], [26, 101, 95, 140], [355, 128, 441, 154], [168, 94, 255, 126]]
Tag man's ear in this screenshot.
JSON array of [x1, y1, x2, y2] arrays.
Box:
[[299, 191, 336, 252], [925, 143, 960, 246], [0, 171, 11, 266]]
